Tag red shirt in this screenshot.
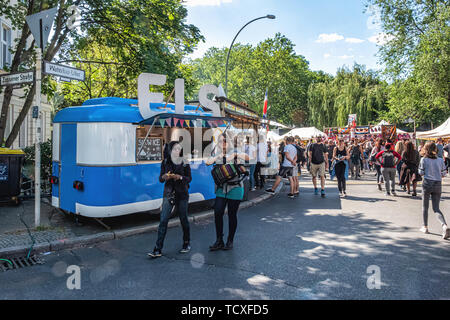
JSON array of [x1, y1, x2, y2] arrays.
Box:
[[375, 150, 402, 168]]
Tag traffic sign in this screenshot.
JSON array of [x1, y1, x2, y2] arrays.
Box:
[[25, 7, 58, 50], [0, 71, 34, 86], [43, 61, 85, 81]]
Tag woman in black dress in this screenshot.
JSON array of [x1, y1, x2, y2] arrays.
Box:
[[400, 141, 421, 197]]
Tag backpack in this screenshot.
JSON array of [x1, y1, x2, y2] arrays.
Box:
[[350, 146, 361, 164], [295, 145, 305, 164], [381, 151, 395, 167]]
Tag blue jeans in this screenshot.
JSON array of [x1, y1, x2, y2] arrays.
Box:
[[249, 164, 256, 189], [156, 197, 190, 250]]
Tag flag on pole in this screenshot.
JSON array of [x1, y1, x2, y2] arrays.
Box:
[[263, 89, 268, 130], [263, 89, 268, 119]]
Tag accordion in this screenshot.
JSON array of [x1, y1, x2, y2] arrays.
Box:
[[211, 164, 248, 186]]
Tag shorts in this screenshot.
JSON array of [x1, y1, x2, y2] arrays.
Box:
[[278, 166, 294, 178], [292, 166, 298, 177], [310, 162, 326, 178]]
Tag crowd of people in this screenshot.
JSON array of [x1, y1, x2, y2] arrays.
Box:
[[148, 133, 450, 258], [263, 135, 450, 240]]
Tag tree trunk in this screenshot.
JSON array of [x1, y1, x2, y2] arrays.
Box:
[[5, 16, 71, 148], [5, 84, 36, 147], [0, 0, 34, 144]]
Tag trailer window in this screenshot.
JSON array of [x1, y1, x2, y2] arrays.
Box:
[[77, 123, 136, 165]]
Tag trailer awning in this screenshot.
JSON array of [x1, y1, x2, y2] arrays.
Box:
[[139, 113, 232, 127]]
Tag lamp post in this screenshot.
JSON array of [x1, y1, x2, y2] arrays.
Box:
[[224, 14, 275, 96]]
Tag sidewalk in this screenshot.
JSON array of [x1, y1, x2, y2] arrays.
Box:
[[0, 187, 274, 258]]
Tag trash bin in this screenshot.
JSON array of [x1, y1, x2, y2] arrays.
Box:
[[0, 148, 25, 204]]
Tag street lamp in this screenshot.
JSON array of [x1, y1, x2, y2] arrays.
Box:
[[224, 14, 276, 96]]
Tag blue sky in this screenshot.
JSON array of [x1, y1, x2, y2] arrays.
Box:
[[183, 0, 390, 75]]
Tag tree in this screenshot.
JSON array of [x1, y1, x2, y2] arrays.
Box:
[[0, 0, 80, 147], [366, 0, 450, 125], [191, 33, 314, 126], [0, 0, 203, 147], [307, 64, 389, 128]]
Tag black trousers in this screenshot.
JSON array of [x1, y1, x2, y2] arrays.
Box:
[[214, 197, 241, 242], [254, 162, 265, 188], [335, 162, 346, 192]]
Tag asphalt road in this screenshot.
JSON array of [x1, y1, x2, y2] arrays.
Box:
[[1, 173, 449, 300]]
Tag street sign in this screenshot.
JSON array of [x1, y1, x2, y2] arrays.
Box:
[[59, 77, 72, 82], [0, 71, 34, 86], [25, 7, 58, 50], [44, 61, 85, 81]]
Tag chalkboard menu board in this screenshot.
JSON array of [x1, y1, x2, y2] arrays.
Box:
[[137, 137, 163, 161]]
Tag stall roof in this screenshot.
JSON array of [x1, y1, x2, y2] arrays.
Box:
[[416, 117, 450, 139], [53, 97, 219, 124], [282, 127, 327, 140]]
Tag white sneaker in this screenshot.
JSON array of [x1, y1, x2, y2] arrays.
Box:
[[442, 226, 450, 240], [392, 191, 397, 196], [420, 226, 429, 234]]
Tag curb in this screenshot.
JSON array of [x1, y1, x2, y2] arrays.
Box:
[[0, 193, 274, 258]]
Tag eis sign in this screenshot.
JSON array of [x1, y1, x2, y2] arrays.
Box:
[[137, 73, 222, 119]]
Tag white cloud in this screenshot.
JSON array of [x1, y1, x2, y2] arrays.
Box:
[[345, 37, 365, 44], [338, 55, 354, 60], [368, 32, 394, 45], [182, 0, 232, 6], [323, 53, 331, 59], [315, 33, 344, 43]]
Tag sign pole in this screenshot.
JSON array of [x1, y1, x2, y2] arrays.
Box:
[[34, 45, 42, 228], [25, 7, 58, 228]]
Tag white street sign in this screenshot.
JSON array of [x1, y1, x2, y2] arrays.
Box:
[[0, 71, 34, 86], [44, 61, 85, 81]]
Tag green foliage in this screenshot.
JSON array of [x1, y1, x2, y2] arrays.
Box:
[[57, 0, 204, 108], [307, 64, 389, 128], [191, 33, 314, 126], [23, 140, 53, 182], [366, 0, 450, 126]]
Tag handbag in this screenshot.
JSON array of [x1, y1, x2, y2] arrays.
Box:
[[211, 163, 248, 187]]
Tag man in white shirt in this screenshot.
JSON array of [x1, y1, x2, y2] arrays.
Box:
[[266, 136, 297, 198]]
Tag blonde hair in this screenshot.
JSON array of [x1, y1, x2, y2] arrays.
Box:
[[395, 140, 404, 153]]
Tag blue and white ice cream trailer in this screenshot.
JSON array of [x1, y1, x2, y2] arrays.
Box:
[[51, 96, 231, 218]]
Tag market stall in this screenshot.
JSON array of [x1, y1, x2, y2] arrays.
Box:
[[416, 117, 450, 140]]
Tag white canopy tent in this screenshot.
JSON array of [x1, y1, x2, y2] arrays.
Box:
[[266, 130, 283, 142], [282, 127, 327, 140], [416, 117, 450, 139]]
